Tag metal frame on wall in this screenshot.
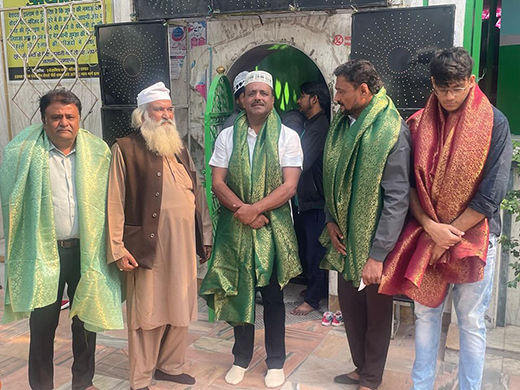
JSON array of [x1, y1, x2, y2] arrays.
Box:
[[0, 0, 108, 132]]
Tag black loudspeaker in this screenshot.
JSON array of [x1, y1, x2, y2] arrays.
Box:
[[350, 5, 455, 112], [134, 0, 209, 19], [213, 0, 292, 13], [101, 106, 135, 146], [96, 20, 170, 106], [297, 0, 385, 10]]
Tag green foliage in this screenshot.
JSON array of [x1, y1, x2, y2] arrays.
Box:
[[502, 190, 520, 223], [501, 235, 520, 288], [504, 140, 520, 288], [513, 140, 520, 164]]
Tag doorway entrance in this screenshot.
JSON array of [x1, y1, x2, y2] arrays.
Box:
[[227, 44, 328, 114]]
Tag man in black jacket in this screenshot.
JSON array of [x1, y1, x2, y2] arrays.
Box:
[[291, 81, 330, 315]]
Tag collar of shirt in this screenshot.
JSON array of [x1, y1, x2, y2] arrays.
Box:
[[48, 142, 77, 156]]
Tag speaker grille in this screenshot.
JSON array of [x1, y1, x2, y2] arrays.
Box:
[[351, 5, 455, 112], [101, 106, 135, 146], [134, 0, 209, 20], [298, 0, 385, 10], [213, 0, 291, 13], [96, 21, 170, 106]]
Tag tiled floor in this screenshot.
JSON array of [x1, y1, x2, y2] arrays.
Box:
[[1, 285, 520, 390]]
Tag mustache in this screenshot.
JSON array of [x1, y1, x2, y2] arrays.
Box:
[[158, 118, 175, 125]]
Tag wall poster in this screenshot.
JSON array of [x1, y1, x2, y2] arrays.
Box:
[[4, 0, 113, 80]]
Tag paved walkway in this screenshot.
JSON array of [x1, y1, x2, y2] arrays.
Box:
[[1, 285, 520, 390]]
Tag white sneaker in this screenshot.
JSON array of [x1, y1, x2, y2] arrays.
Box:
[[265, 368, 285, 388], [225, 365, 247, 385]]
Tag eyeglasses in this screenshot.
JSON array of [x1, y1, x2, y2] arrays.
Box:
[[433, 84, 470, 97]]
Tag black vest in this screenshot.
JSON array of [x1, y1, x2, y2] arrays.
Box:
[[116, 131, 206, 269]]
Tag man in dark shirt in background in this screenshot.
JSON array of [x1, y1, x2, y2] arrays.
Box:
[[380, 47, 512, 390], [222, 71, 249, 130], [290, 81, 330, 315]]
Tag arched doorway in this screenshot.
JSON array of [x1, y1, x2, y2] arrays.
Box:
[[227, 44, 328, 114]]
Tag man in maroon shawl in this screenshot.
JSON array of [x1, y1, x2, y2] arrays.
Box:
[[380, 47, 512, 389]]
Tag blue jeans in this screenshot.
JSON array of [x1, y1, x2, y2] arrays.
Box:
[[411, 235, 497, 390]]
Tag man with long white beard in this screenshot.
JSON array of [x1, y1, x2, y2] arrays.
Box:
[[106, 82, 213, 390]]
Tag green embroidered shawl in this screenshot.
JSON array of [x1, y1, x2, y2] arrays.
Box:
[[200, 111, 302, 325], [0, 124, 123, 332], [320, 88, 401, 284]]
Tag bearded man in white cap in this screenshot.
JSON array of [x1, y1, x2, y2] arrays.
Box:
[[222, 70, 249, 129], [106, 82, 213, 390], [200, 70, 303, 388]]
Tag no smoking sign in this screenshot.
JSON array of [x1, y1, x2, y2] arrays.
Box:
[[333, 34, 351, 47]]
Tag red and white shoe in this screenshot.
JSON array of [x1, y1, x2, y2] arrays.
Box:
[[331, 310, 344, 327], [60, 300, 70, 310], [321, 311, 334, 326]]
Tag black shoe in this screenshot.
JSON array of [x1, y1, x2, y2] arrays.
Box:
[[334, 373, 360, 385], [155, 369, 196, 385]]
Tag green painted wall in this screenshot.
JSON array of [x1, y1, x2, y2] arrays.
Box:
[[497, 46, 520, 135], [463, 0, 484, 75], [497, 0, 520, 135]]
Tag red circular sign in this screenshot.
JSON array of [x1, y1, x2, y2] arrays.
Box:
[[333, 35, 344, 46]]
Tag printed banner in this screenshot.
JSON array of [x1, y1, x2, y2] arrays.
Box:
[[4, 0, 113, 80], [187, 21, 206, 48], [169, 25, 186, 80]]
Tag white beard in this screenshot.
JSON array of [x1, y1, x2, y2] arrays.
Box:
[[140, 112, 184, 157]]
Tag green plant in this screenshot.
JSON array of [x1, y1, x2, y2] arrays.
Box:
[[503, 140, 520, 288]]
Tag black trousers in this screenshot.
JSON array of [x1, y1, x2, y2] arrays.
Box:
[[29, 244, 96, 390], [232, 271, 285, 369], [294, 208, 328, 309], [338, 277, 393, 390]]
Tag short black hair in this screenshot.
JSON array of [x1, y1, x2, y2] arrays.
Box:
[[300, 81, 330, 111], [430, 47, 474, 86], [234, 86, 245, 99], [334, 59, 383, 95], [39, 89, 82, 120]]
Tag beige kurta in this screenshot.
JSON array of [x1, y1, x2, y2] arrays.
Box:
[[107, 144, 199, 330]]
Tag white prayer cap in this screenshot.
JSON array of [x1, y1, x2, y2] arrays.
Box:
[[137, 82, 171, 106], [233, 71, 249, 96], [244, 70, 273, 89]]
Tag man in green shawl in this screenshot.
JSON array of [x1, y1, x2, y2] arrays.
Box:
[[200, 70, 303, 388], [0, 89, 123, 390], [321, 60, 411, 390]]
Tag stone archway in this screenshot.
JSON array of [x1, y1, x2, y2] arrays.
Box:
[[227, 43, 329, 114]]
